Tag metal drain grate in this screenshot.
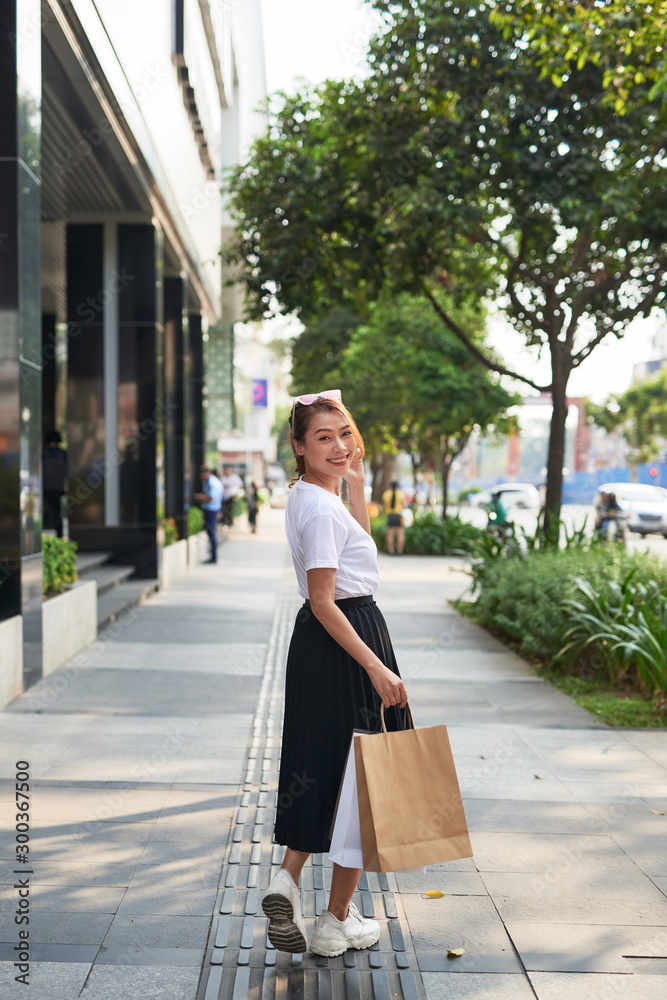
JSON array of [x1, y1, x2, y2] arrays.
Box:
[[199, 580, 425, 1000]]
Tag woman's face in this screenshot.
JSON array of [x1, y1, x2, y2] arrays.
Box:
[[294, 408, 355, 480]]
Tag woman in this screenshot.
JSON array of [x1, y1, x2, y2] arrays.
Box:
[[261, 389, 408, 958], [382, 480, 405, 555]]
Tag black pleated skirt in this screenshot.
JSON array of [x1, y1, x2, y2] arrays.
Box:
[[274, 595, 404, 854]]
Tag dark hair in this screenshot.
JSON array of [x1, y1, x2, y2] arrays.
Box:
[[390, 480, 399, 509], [45, 430, 62, 445], [288, 398, 365, 485]]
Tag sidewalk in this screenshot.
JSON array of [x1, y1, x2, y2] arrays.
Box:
[[1, 507, 666, 1000]]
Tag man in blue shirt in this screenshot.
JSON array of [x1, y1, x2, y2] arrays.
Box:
[[194, 466, 223, 563]]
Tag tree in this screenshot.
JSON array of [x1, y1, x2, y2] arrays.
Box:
[[491, 0, 667, 112], [226, 0, 667, 535], [339, 294, 519, 517], [587, 369, 667, 478]]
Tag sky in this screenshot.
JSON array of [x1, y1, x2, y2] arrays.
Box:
[[259, 0, 661, 403]]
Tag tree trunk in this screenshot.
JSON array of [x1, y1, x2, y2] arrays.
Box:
[[379, 452, 395, 500], [544, 350, 572, 541], [410, 453, 420, 486], [441, 439, 452, 521], [370, 453, 383, 502], [629, 464, 639, 484]]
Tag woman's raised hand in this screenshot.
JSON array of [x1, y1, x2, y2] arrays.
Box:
[[367, 661, 408, 709], [343, 447, 365, 489]]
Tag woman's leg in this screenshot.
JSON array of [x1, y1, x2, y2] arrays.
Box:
[[387, 527, 395, 553], [328, 863, 362, 921], [396, 526, 405, 554], [280, 847, 310, 885]]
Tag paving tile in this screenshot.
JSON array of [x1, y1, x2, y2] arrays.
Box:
[[395, 868, 487, 895], [0, 884, 125, 913], [505, 921, 667, 973], [138, 840, 227, 866], [492, 894, 667, 926], [470, 832, 640, 874], [26, 786, 170, 825], [71, 641, 267, 674], [0, 910, 112, 944], [422, 973, 535, 999], [0, 959, 91, 1000], [480, 871, 667, 903], [529, 972, 667, 1000], [114, 886, 217, 915], [76, 964, 200, 999], [0, 860, 138, 886], [102, 912, 211, 948], [652, 876, 667, 898], [463, 799, 595, 834], [95, 945, 204, 966], [402, 894, 515, 964], [610, 833, 667, 877]]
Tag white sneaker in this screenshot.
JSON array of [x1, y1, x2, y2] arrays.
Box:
[[309, 900, 380, 957], [261, 869, 307, 953]]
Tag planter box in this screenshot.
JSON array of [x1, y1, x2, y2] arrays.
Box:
[[160, 538, 188, 589], [187, 531, 209, 566], [43, 580, 97, 678], [0, 615, 23, 709]]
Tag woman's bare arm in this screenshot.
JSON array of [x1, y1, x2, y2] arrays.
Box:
[[307, 567, 407, 708]]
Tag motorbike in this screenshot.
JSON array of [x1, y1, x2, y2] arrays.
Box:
[[485, 510, 515, 547], [595, 510, 629, 546]]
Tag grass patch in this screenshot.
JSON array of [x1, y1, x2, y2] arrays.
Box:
[[454, 599, 667, 728]]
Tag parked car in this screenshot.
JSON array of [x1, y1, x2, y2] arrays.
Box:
[[470, 483, 541, 509], [595, 482, 667, 537]]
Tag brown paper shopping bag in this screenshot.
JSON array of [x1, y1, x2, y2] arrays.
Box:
[[354, 705, 473, 873]]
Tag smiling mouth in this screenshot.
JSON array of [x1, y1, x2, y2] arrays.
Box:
[[328, 456, 349, 466]]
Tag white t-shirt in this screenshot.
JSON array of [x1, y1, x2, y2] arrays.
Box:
[[285, 478, 379, 600]]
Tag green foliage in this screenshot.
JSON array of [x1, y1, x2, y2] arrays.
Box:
[[490, 0, 667, 112], [162, 518, 179, 546], [188, 506, 205, 536], [43, 537, 78, 596], [226, 0, 667, 527], [459, 487, 482, 502], [473, 546, 667, 665], [537, 671, 667, 729], [559, 574, 667, 698], [372, 510, 485, 556], [587, 370, 667, 470]]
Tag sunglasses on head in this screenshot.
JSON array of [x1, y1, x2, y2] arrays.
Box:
[[293, 389, 342, 406]]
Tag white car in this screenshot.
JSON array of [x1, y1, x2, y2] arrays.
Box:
[[492, 483, 541, 509], [596, 482, 667, 537]]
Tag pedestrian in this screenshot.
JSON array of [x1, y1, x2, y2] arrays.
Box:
[[194, 466, 223, 563], [220, 464, 244, 528], [246, 481, 259, 534], [382, 479, 405, 554], [43, 430, 68, 538], [261, 389, 408, 957]]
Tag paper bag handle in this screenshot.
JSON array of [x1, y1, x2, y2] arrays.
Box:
[[380, 702, 415, 733]]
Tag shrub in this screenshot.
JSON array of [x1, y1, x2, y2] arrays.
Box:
[[474, 546, 667, 665], [372, 510, 485, 556], [458, 487, 482, 503], [188, 506, 205, 535], [43, 536, 78, 596], [162, 517, 179, 546], [558, 574, 667, 699]]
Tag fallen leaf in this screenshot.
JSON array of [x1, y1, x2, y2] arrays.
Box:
[[480, 754, 486, 759], [534, 774, 543, 780], [447, 947, 465, 959], [423, 890, 445, 898], [650, 809, 665, 815]]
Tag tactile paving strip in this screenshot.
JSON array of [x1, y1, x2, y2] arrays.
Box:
[[198, 579, 425, 1000]]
